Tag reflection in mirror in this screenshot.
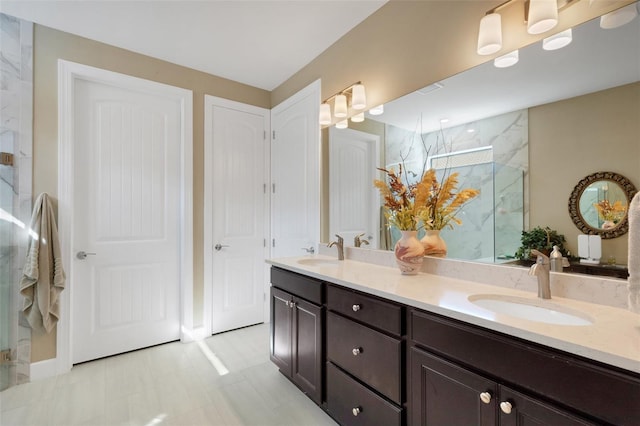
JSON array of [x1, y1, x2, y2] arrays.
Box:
[[569, 171, 638, 239], [325, 6, 639, 275]]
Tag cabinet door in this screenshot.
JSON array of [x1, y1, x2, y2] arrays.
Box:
[[499, 387, 595, 426], [270, 287, 293, 375], [292, 296, 324, 404], [410, 347, 497, 426]]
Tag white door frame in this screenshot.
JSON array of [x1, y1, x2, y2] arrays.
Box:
[[55, 60, 193, 375], [202, 95, 271, 335]]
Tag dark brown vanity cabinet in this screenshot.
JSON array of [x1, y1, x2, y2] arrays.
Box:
[[270, 268, 324, 405], [408, 309, 640, 426], [326, 285, 405, 426]]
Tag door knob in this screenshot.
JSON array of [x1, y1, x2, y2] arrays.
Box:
[[76, 251, 96, 260], [214, 244, 230, 251]]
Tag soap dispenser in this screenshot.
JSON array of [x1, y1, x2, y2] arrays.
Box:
[[550, 245, 563, 272]]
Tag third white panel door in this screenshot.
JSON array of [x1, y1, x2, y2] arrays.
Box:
[[208, 102, 267, 334], [72, 77, 182, 364]]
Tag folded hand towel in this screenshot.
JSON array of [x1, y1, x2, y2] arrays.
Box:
[[628, 192, 640, 313], [20, 193, 66, 333]]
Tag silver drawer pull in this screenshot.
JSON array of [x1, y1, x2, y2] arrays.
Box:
[[352, 407, 362, 416], [352, 304, 361, 312], [352, 347, 362, 356]]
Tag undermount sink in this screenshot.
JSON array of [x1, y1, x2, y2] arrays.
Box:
[[297, 258, 341, 267], [468, 294, 594, 326]]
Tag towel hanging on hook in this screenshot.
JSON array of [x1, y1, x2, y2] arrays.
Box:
[[20, 193, 66, 333]]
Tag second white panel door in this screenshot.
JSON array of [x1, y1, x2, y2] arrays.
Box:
[[206, 98, 269, 334]]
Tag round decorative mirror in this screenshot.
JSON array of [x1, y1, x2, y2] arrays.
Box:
[[568, 171, 637, 239]]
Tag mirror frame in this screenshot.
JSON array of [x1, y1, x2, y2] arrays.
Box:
[[568, 171, 637, 239]]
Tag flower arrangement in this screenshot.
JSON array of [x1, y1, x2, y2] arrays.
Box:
[[593, 199, 626, 223], [374, 165, 479, 231]]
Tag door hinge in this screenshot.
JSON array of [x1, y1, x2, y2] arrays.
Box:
[[263, 183, 266, 194], [272, 130, 276, 140], [0, 350, 11, 364], [0, 152, 14, 166], [263, 130, 266, 140], [272, 183, 276, 193], [263, 238, 266, 247], [272, 239, 276, 247]]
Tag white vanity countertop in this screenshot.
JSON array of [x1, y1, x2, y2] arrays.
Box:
[[267, 255, 640, 374]]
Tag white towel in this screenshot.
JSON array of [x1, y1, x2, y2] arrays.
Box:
[[19, 193, 66, 333], [628, 192, 640, 313]]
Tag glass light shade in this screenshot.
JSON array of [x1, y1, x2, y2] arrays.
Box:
[[477, 13, 502, 55], [351, 84, 366, 110], [527, 0, 558, 35], [319, 103, 332, 125], [334, 94, 348, 118], [494, 50, 519, 68], [335, 119, 348, 129], [600, 3, 638, 29], [543, 29, 572, 50], [351, 112, 365, 123], [369, 104, 384, 115]]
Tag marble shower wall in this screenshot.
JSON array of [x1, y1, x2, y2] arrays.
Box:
[[385, 110, 529, 261], [0, 13, 33, 390]]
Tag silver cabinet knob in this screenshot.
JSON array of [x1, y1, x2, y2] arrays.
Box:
[[479, 392, 492, 404], [352, 347, 362, 356], [352, 407, 362, 416], [500, 401, 513, 414], [214, 244, 230, 251], [76, 251, 96, 260], [352, 304, 361, 312]]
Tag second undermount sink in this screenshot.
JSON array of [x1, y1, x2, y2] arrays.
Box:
[[468, 294, 594, 326], [297, 258, 341, 267]]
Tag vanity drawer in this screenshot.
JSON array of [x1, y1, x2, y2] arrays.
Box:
[[270, 267, 324, 305], [327, 311, 402, 404], [327, 284, 402, 336], [327, 362, 402, 426]]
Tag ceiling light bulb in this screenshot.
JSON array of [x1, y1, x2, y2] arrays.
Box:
[[335, 119, 348, 129], [351, 112, 365, 123], [319, 103, 332, 125], [527, 0, 558, 35], [369, 104, 384, 115], [334, 94, 348, 118], [600, 3, 638, 29], [351, 84, 366, 110], [477, 13, 503, 55], [494, 50, 519, 68], [543, 29, 572, 50]]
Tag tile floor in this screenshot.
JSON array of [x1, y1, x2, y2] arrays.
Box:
[[0, 324, 337, 426]]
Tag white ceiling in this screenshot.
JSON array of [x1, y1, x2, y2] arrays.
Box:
[[0, 0, 387, 90]]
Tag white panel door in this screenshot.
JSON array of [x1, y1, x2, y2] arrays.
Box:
[[329, 127, 380, 249], [72, 78, 181, 364], [271, 81, 320, 258], [205, 97, 268, 334]]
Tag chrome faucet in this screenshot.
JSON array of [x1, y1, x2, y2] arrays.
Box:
[[328, 234, 345, 260], [529, 249, 551, 299], [354, 233, 369, 248]]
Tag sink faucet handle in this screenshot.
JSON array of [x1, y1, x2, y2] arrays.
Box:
[[335, 234, 344, 244], [530, 249, 549, 263]]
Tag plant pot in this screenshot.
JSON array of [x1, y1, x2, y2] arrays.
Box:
[[394, 230, 424, 275], [421, 230, 447, 257]]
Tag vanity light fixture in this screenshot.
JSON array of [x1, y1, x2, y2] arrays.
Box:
[[369, 104, 384, 115], [351, 112, 365, 123], [494, 50, 519, 67], [543, 29, 572, 50], [598, 2, 639, 29], [319, 81, 367, 126], [477, 0, 578, 56]]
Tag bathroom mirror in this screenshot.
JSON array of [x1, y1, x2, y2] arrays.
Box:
[[324, 7, 639, 270], [568, 171, 637, 239]]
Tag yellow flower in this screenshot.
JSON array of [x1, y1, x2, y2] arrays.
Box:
[[594, 199, 626, 223]]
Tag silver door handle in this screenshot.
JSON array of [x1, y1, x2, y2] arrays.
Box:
[[214, 244, 230, 251], [76, 251, 96, 260]]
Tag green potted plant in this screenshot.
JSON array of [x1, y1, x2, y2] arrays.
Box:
[[515, 226, 567, 261]]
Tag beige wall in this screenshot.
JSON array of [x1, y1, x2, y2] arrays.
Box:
[[31, 0, 635, 362], [31, 25, 270, 362], [529, 82, 640, 264]]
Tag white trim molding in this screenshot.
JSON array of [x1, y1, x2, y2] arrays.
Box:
[[56, 60, 193, 374]]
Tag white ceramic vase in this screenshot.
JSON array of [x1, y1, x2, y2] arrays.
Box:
[[421, 230, 447, 257], [394, 230, 425, 275]]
